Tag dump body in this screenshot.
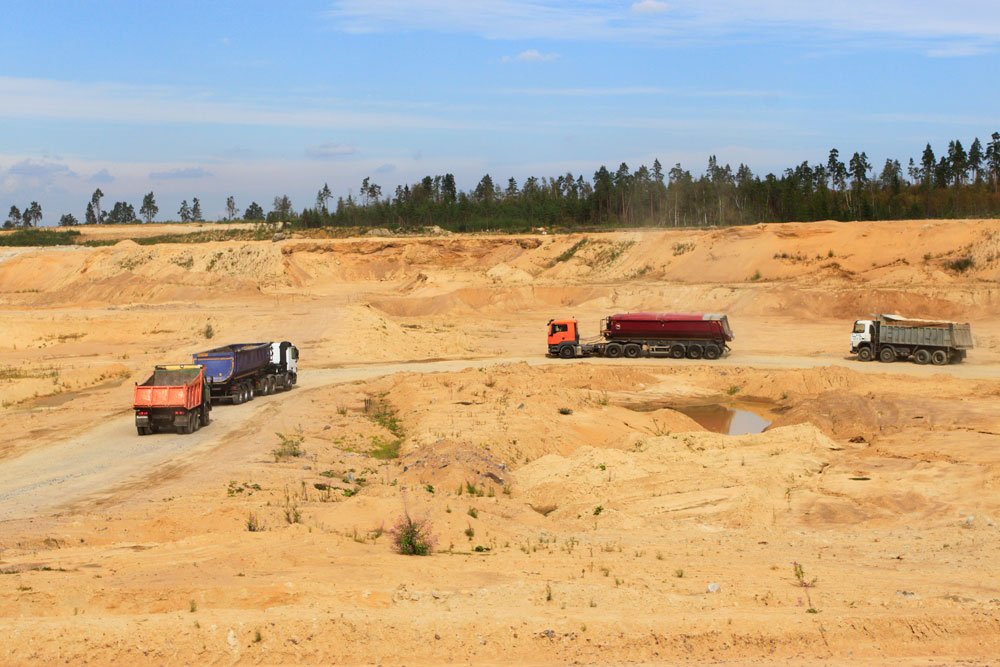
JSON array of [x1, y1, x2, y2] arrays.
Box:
[[192, 341, 299, 403], [133, 366, 204, 410], [878, 322, 973, 349], [133, 364, 211, 435], [548, 312, 733, 360], [604, 313, 734, 342], [193, 343, 271, 385], [850, 314, 973, 365]]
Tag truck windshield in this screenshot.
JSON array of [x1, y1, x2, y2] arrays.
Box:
[[551, 323, 568, 335], [853, 322, 867, 333]]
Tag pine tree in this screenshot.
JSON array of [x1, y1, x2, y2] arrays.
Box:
[[226, 196, 238, 220], [178, 200, 192, 223], [191, 197, 203, 221], [140, 192, 158, 223]]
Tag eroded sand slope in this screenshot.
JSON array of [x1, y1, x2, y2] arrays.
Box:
[[0, 219, 999, 664]]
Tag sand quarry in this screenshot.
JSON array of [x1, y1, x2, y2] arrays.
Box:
[[1, 219, 999, 665]]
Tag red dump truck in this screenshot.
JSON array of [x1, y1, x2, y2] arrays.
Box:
[[547, 312, 734, 359], [133, 364, 212, 435]]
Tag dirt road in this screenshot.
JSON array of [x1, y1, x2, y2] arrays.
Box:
[[2, 349, 997, 522]]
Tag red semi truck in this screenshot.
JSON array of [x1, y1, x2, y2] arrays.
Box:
[[547, 312, 734, 360], [133, 364, 212, 435]]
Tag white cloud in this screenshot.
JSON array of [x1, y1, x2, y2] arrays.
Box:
[[149, 167, 214, 180], [500, 49, 560, 63], [325, 0, 1000, 52], [631, 0, 668, 14], [306, 143, 358, 159], [0, 76, 478, 130]]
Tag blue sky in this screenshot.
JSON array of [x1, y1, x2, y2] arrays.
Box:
[[2, 0, 999, 223]]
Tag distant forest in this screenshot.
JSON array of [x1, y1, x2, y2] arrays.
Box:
[[6, 133, 1000, 232]]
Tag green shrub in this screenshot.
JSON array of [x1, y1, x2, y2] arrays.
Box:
[[390, 514, 435, 555]]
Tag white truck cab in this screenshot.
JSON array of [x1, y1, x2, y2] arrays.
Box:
[[850, 320, 873, 352]]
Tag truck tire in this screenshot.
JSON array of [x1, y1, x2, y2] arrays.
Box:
[[913, 349, 931, 365], [137, 426, 150, 436], [857, 346, 873, 362], [686, 345, 703, 359], [623, 344, 641, 359], [559, 345, 576, 359], [176, 419, 190, 435], [604, 343, 623, 358], [879, 347, 895, 363], [703, 344, 721, 360], [201, 406, 211, 427], [247, 383, 255, 401], [190, 412, 200, 433], [931, 350, 948, 365], [669, 344, 686, 359]]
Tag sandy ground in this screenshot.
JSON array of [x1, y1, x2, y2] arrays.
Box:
[[1, 219, 999, 664]]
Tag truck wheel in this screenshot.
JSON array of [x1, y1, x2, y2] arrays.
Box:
[[857, 346, 873, 362], [201, 407, 211, 427], [703, 345, 721, 360], [669, 345, 686, 359], [604, 344, 623, 358], [931, 350, 948, 365], [623, 344, 641, 359], [559, 345, 576, 359], [878, 347, 895, 363], [137, 426, 150, 436], [686, 345, 703, 359], [176, 419, 190, 435], [913, 349, 931, 365], [247, 383, 255, 401]]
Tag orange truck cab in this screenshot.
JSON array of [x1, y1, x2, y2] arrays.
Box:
[[547, 318, 579, 357]]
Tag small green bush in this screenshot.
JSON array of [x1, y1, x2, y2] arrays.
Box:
[[390, 514, 435, 555]]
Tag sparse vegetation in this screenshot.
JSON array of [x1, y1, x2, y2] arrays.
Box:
[[554, 238, 588, 263], [946, 256, 975, 273], [246, 512, 263, 532], [727, 385, 742, 395], [390, 514, 435, 556], [272, 431, 304, 461], [203, 323, 214, 339], [0, 228, 81, 246], [558, 407, 573, 415]]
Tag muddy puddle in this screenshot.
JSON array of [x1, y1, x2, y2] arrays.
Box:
[[673, 404, 772, 435], [624, 399, 772, 435]]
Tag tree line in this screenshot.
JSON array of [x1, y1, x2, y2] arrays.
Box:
[[4, 132, 1000, 231]]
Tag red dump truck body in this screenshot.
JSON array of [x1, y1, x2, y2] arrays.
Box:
[[604, 312, 734, 342], [133, 366, 205, 410], [548, 312, 734, 360], [133, 365, 211, 435]]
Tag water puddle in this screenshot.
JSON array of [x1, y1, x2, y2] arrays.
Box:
[[673, 404, 772, 435]]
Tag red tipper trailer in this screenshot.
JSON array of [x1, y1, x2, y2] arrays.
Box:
[[547, 312, 734, 360], [604, 312, 733, 342], [133, 364, 211, 436]]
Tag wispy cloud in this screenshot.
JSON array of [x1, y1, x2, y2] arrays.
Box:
[[8, 159, 76, 179], [500, 49, 560, 63], [0, 76, 477, 130], [88, 168, 115, 184], [631, 0, 669, 14], [149, 167, 213, 180], [496, 85, 785, 98], [306, 143, 358, 159], [325, 0, 1000, 53]]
